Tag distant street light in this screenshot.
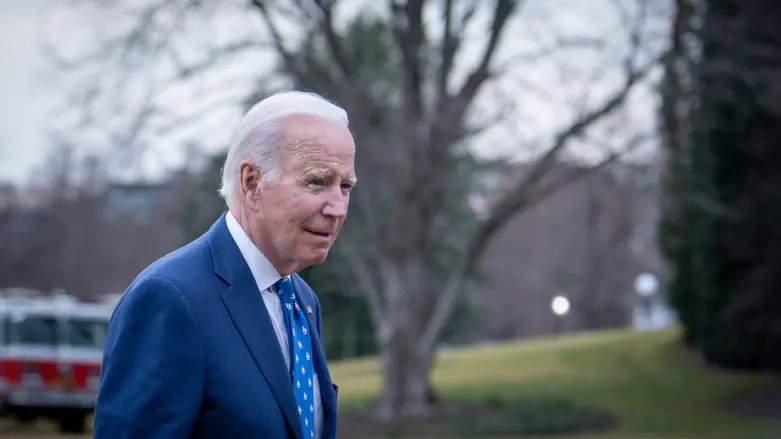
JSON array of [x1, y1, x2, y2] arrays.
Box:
[[551, 295, 571, 316], [634, 272, 659, 298], [551, 295, 570, 335]]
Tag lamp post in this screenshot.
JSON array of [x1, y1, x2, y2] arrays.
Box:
[[551, 295, 570, 334], [632, 272, 661, 331]]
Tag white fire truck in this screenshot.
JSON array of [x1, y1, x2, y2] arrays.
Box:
[[0, 293, 111, 433]]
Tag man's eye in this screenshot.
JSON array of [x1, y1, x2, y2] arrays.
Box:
[[309, 179, 326, 188], [340, 183, 353, 192]]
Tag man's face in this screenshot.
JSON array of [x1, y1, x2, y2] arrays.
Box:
[[248, 115, 356, 273]]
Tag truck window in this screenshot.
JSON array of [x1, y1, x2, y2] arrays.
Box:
[[14, 315, 58, 346], [0, 315, 7, 346], [65, 318, 109, 349]]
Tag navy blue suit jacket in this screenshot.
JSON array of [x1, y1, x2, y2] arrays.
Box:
[[94, 212, 338, 439]]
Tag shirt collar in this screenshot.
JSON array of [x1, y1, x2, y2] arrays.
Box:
[[225, 210, 282, 292]]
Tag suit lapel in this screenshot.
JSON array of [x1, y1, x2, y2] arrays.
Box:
[[208, 213, 304, 439], [221, 274, 303, 439], [307, 314, 338, 438]]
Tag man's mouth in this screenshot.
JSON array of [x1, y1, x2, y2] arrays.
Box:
[[305, 229, 331, 239]]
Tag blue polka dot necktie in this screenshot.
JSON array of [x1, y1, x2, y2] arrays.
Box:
[[275, 276, 316, 439]]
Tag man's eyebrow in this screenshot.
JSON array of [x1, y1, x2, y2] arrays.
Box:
[[304, 169, 332, 179], [304, 169, 357, 185]]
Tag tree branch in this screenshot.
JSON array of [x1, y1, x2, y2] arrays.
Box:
[[335, 241, 386, 330], [151, 92, 245, 136], [492, 54, 663, 223], [310, 0, 352, 78], [452, 0, 519, 112], [390, 0, 426, 121], [525, 133, 652, 209], [436, 0, 456, 106], [491, 37, 607, 76], [418, 42, 667, 355], [418, 0, 519, 199], [435, 0, 479, 112], [163, 39, 269, 87], [251, 0, 302, 76], [44, 1, 173, 71], [406, 0, 520, 254]]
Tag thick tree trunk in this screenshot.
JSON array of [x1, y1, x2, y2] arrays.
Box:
[[376, 330, 435, 421], [373, 260, 437, 421]]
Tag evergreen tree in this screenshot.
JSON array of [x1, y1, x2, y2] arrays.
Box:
[[659, 0, 781, 369]]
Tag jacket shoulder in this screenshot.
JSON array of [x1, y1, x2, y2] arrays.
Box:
[[119, 236, 215, 305]]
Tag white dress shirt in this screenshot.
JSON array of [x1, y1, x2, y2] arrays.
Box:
[[226, 211, 323, 439]]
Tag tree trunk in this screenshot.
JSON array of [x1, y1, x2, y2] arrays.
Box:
[[373, 260, 437, 421], [376, 329, 435, 421]]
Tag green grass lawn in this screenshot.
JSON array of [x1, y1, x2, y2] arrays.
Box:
[[3, 327, 778, 438], [330, 328, 781, 439]]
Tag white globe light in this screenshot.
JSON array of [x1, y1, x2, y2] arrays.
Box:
[[551, 295, 570, 316], [634, 272, 659, 297]]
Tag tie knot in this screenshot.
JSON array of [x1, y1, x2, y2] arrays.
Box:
[[274, 277, 297, 305]]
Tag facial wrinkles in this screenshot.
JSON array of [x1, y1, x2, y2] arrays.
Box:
[[294, 145, 345, 177], [291, 150, 353, 188], [289, 139, 327, 159]]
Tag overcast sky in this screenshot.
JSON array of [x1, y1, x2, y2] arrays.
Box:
[[0, 1, 666, 187], [0, 0, 51, 184]]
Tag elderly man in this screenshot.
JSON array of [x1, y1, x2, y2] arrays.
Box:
[[94, 91, 355, 439]]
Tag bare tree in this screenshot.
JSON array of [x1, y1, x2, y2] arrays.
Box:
[[0, 142, 187, 298], [474, 160, 657, 339], [48, 0, 670, 420], [566, 166, 639, 330]]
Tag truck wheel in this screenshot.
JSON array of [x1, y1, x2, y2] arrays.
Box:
[[57, 411, 87, 434]]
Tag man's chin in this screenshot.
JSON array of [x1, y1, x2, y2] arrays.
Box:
[[304, 248, 330, 266], [313, 251, 330, 264]]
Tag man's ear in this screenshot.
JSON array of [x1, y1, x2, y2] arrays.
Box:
[[239, 161, 262, 210]]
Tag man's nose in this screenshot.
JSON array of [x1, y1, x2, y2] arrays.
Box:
[[322, 190, 348, 218]]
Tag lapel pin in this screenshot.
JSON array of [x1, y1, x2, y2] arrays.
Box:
[[306, 306, 313, 314]]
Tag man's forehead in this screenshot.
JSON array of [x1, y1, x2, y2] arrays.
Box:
[[282, 117, 352, 144], [282, 128, 354, 157]]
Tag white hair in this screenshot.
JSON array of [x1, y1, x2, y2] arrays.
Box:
[[218, 90, 349, 208]]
